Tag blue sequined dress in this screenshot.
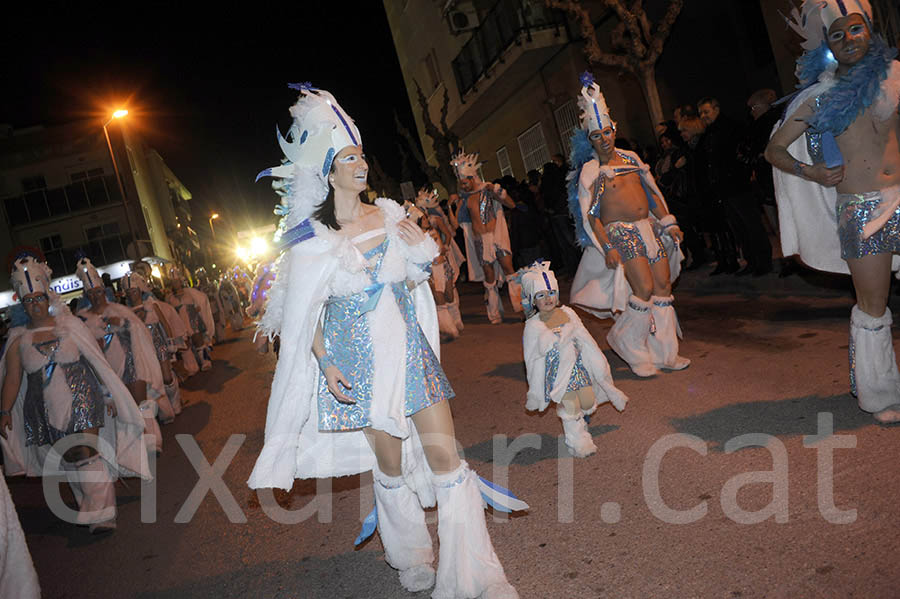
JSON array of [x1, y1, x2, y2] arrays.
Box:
[[543, 327, 592, 404], [19, 328, 106, 447], [317, 234, 454, 432]]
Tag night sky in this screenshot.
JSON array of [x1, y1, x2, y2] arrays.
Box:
[[1, 3, 417, 238]]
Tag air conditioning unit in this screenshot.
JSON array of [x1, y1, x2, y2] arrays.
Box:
[[448, 5, 479, 33]]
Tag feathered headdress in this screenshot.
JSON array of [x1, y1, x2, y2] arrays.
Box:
[[518, 261, 558, 316], [578, 72, 615, 132], [256, 84, 361, 244], [450, 149, 481, 180], [121, 270, 152, 294], [74, 255, 104, 289], [9, 254, 52, 300], [786, 0, 873, 52], [415, 186, 440, 209]]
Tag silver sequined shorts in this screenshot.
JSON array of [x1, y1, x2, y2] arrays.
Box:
[[605, 219, 667, 264], [837, 191, 900, 260]]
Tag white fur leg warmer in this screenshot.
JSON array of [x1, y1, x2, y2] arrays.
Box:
[[437, 304, 460, 338], [558, 406, 597, 458], [607, 296, 658, 377], [484, 281, 502, 325], [156, 387, 176, 424], [179, 349, 199, 377], [372, 467, 435, 593], [432, 461, 517, 599], [66, 454, 117, 530], [648, 295, 690, 371], [449, 294, 464, 330], [850, 305, 900, 413], [139, 399, 163, 454], [165, 379, 183, 415]]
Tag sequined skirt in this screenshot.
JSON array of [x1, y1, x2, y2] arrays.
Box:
[[605, 219, 667, 264], [23, 357, 106, 447], [837, 193, 900, 260], [317, 285, 454, 432], [148, 322, 168, 362], [544, 346, 592, 402]]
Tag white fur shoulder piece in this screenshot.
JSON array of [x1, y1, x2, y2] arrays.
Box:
[[873, 60, 900, 123]]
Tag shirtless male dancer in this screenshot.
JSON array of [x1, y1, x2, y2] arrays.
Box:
[[767, 0, 900, 422]]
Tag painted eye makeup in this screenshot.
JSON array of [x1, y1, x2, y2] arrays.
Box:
[[336, 155, 360, 164]]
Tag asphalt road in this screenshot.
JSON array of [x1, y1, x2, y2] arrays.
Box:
[[8, 265, 900, 599]]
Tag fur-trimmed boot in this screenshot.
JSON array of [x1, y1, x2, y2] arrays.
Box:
[[557, 406, 597, 458], [372, 467, 435, 593], [196, 346, 212, 371], [507, 279, 523, 313], [179, 349, 199, 377], [432, 461, 518, 599], [165, 379, 183, 415], [436, 304, 460, 339], [155, 390, 176, 425], [648, 295, 691, 371], [448, 292, 464, 331], [850, 305, 900, 422], [65, 454, 117, 533], [139, 399, 163, 454], [484, 281, 503, 325], [607, 296, 658, 377]]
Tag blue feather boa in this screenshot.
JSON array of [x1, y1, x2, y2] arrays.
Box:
[[805, 35, 897, 136], [566, 129, 595, 248]]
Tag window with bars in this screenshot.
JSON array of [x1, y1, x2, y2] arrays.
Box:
[[1, 175, 119, 227], [496, 146, 514, 178], [517, 122, 552, 174], [22, 175, 47, 192], [83, 221, 127, 265], [39, 234, 66, 276], [554, 100, 580, 159], [70, 167, 105, 182]]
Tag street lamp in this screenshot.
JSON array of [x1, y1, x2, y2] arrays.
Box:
[[102, 109, 139, 258], [209, 213, 220, 239]]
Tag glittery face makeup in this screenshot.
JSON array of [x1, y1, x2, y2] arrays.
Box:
[[534, 290, 559, 313], [827, 14, 870, 66], [331, 145, 368, 192]]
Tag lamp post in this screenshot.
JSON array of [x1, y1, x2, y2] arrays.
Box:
[[102, 109, 139, 259], [209, 213, 219, 239]]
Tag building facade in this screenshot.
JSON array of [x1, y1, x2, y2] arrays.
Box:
[[0, 119, 199, 295]]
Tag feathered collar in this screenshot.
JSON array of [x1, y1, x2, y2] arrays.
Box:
[[806, 35, 898, 136]]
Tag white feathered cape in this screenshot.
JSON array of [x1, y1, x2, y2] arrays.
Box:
[[523, 306, 628, 413], [569, 150, 684, 318], [773, 61, 900, 274], [0, 470, 39, 599], [0, 313, 151, 480], [248, 199, 442, 504]]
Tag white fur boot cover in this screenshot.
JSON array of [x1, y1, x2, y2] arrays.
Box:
[[436, 304, 460, 338], [69, 454, 117, 530], [432, 461, 518, 599], [507, 279, 523, 313], [165, 379, 183, 415], [179, 348, 199, 377], [372, 467, 435, 593], [484, 281, 502, 324], [557, 406, 597, 458], [0, 474, 40, 599], [448, 293, 464, 331], [156, 387, 176, 424], [850, 305, 900, 413], [647, 295, 690, 370], [607, 296, 657, 377], [139, 399, 163, 454]]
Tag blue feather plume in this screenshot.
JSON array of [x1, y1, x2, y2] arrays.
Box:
[[477, 476, 529, 513], [566, 129, 595, 248], [354, 504, 378, 546]]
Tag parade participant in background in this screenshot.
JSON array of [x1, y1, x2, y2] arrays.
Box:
[[248, 262, 278, 354], [0, 252, 150, 533], [520, 262, 627, 458], [766, 0, 900, 422], [568, 72, 689, 377], [75, 256, 168, 452], [250, 84, 523, 598], [451, 150, 523, 323], [196, 268, 227, 343], [416, 186, 464, 335], [122, 270, 184, 417], [419, 214, 460, 340], [218, 275, 245, 332], [165, 267, 215, 372]]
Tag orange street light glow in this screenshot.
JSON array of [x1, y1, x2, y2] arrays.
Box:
[[112, 109, 129, 119], [210, 213, 220, 219]]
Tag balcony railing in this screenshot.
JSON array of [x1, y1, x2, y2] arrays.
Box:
[[2, 174, 122, 228], [451, 0, 569, 99]]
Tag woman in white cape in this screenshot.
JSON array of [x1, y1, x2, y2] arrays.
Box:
[[1, 253, 150, 533], [248, 85, 518, 599]]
